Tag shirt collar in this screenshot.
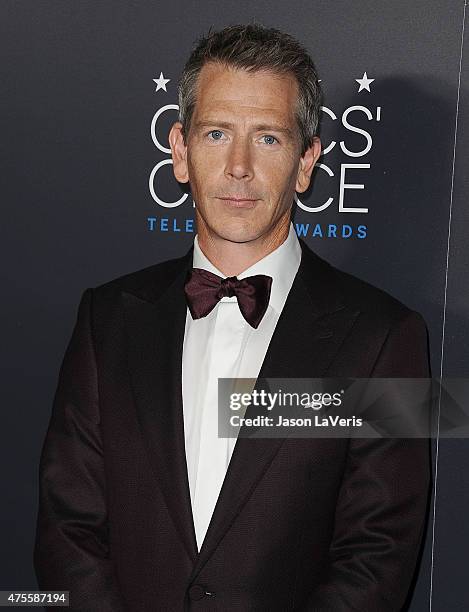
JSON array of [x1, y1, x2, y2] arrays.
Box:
[[192, 222, 302, 315]]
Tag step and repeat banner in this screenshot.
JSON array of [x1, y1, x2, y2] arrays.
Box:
[[3, 1, 468, 609]]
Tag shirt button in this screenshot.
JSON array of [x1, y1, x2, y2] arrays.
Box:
[[188, 584, 213, 600]]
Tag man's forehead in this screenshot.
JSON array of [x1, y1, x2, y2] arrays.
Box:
[[193, 62, 298, 117]]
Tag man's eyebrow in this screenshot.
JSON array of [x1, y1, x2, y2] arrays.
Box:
[[193, 120, 295, 138]]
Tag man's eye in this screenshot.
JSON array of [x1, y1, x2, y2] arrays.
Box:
[[261, 135, 278, 145], [208, 130, 224, 140]]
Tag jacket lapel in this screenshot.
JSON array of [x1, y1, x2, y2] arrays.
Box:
[[122, 238, 360, 576], [122, 247, 199, 563]]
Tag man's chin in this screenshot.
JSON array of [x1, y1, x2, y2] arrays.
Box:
[[209, 223, 263, 244]]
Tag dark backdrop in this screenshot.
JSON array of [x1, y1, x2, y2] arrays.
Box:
[[2, 1, 468, 609]]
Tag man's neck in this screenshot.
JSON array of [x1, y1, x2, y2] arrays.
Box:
[[196, 220, 291, 277]]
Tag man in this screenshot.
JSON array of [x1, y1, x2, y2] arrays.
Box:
[[34, 24, 431, 611]]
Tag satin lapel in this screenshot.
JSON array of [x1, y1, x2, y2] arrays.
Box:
[[189, 239, 360, 580], [122, 246, 199, 563]]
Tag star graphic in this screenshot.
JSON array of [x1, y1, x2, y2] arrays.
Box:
[[153, 72, 170, 92], [355, 72, 375, 93]]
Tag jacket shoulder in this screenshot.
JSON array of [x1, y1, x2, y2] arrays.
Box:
[[308, 248, 427, 333], [332, 264, 412, 319], [301, 241, 420, 325], [91, 250, 191, 302]]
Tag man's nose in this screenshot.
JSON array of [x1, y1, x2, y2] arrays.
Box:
[[224, 138, 254, 180]]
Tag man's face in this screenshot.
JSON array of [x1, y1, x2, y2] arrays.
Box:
[[170, 62, 321, 246]]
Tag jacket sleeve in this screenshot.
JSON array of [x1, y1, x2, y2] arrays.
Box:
[[297, 310, 432, 612], [34, 288, 126, 612]]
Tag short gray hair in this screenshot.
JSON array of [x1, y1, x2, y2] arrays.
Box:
[[177, 23, 322, 156]]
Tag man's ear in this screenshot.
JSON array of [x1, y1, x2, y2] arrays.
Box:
[[168, 121, 189, 183], [296, 136, 322, 193]]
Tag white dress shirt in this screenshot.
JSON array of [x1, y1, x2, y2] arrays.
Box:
[[181, 222, 302, 552]]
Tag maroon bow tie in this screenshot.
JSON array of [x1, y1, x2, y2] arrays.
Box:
[[184, 268, 273, 329]]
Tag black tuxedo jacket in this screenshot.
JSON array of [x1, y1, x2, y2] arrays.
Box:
[[34, 238, 431, 611]]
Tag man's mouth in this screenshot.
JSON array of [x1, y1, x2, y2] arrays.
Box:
[[217, 196, 259, 208]]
